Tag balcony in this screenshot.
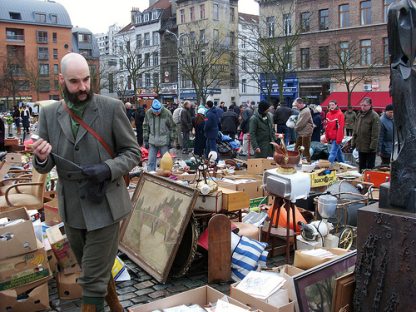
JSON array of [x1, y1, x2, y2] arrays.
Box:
[[6, 34, 24, 41]]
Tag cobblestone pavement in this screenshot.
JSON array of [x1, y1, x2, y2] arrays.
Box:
[[49, 252, 286, 312]]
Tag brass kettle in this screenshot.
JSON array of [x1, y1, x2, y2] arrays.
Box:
[[270, 139, 300, 169]]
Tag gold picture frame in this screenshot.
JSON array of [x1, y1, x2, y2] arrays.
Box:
[[119, 173, 198, 283]]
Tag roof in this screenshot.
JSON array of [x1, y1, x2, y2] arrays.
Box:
[[238, 12, 259, 23], [118, 23, 134, 34], [147, 0, 171, 11], [0, 0, 72, 28], [321, 92, 392, 112]]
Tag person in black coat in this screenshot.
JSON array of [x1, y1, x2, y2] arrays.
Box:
[[135, 105, 146, 146], [193, 108, 207, 157], [204, 100, 219, 156], [220, 109, 239, 139]]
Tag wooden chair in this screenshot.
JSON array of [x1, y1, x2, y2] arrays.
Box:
[[0, 168, 48, 212]]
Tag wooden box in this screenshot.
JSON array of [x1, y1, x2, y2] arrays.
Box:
[[219, 187, 250, 212]]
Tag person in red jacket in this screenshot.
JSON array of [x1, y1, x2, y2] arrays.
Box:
[[325, 100, 345, 163]]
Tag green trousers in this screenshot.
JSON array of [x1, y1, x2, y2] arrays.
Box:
[[64, 222, 120, 297]]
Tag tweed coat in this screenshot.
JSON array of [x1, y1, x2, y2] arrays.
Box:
[[33, 95, 141, 231]]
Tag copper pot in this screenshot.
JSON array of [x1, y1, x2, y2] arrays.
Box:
[[270, 141, 300, 168]]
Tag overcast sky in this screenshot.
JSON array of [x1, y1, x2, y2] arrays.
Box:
[[54, 0, 259, 34]]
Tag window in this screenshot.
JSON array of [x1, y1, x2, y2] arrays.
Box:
[[52, 32, 57, 43], [230, 31, 235, 46], [200, 29, 205, 42], [6, 28, 24, 41], [241, 36, 246, 48], [53, 64, 59, 74], [39, 64, 49, 76], [383, 37, 389, 64], [136, 14, 142, 24], [145, 73, 151, 87], [137, 54, 142, 66], [153, 73, 159, 86], [144, 33, 150, 46], [9, 12, 22, 20], [153, 52, 159, 66], [119, 59, 123, 70], [360, 1, 372, 25], [242, 79, 247, 93], [38, 47, 49, 60], [339, 4, 350, 28], [138, 74, 143, 88], [285, 48, 293, 69], [190, 7, 195, 21], [213, 3, 219, 20], [127, 57, 131, 69], [152, 11, 158, 20], [152, 32, 159, 45], [300, 12, 311, 32], [35, 13, 46, 23], [283, 13, 292, 35], [143, 13, 149, 22], [241, 56, 247, 70], [50, 14, 57, 24], [300, 48, 310, 69], [79, 49, 92, 57], [53, 48, 58, 59], [180, 9, 185, 23], [145, 53, 150, 67], [230, 7, 235, 22], [360, 39, 372, 65], [319, 9, 329, 30], [200, 4, 205, 19], [108, 58, 117, 66], [384, 0, 393, 23], [37, 31, 48, 43], [340, 41, 350, 64], [17, 81, 30, 91], [319, 46, 329, 68], [78, 33, 91, 43], [190, 31, 196, 44], [39, 80, 50, 92], [267, 16, 275, 38], [137, 34, 142, 48], [108, 73, 114, 93], [126, 40, 130, 52], [213, 29, 219, 42]]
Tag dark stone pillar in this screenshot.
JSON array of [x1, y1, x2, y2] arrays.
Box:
[[354, 203, 416, 311]]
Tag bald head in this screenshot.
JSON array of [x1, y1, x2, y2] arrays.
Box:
[[59, 53, 92, 104]]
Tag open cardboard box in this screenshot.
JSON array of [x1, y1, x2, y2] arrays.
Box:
[[293, 247, 350, 270], [246, 158, 277, 175], [0, 240, 51, 291], [0, 207, 38, 260], [128, 285, 250, 312], [0, 281, 49, 312], [230, 280, 295, 312]]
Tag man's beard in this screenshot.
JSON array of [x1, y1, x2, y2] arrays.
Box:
[[63, 84, 93, 105]]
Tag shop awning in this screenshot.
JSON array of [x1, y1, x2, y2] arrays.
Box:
[[321, 92, 392, 112]]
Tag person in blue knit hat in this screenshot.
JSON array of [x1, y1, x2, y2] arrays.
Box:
[[143, 99, 177, 171]]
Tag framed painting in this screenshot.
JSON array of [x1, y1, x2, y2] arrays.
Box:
[[119, 173, 198, 283], [293, 250, 357, 312]]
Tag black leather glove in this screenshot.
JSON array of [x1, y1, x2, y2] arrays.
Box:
[[81, 163, 111, 183]]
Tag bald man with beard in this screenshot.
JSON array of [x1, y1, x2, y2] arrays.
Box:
[[32, 53, 140, 312]]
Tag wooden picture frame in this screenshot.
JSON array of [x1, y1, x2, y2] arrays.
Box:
[[332, 271, 355, 312], [119, 173, 198, 283], [293, 251, 357, 312]]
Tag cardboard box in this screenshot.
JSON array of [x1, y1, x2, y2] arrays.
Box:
[[193, 191, 223, 213], [218, 178, 264, 199], [309, 169, 337, 188], [44, 198, 61, 226], [247, 158, 276, 175], [0, 242, 51, 291], [56, 271, 82, 300], [293, 248, 350, 270], [219, 187, 250, 211], [0, 282, 49, 312], [47, 249, 58, 274], [0, 208, 38, 259], [230, 281, 295, 312], [46, 224, 79, 273], [128, 285, 249, 312]]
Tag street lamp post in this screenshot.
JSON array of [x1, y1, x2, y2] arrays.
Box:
[[165, 29, 182, 105]]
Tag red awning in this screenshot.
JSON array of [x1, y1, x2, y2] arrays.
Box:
[[321, 92, 392, 112]]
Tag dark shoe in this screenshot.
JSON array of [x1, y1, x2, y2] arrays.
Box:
[[105, 277, 123, 312]]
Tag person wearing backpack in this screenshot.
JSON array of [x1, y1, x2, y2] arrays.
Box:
[[325, 100, 345, 164]]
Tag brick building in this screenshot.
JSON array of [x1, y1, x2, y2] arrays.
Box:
[[0, 0, 73, 110], [258, 0, 393, 111]]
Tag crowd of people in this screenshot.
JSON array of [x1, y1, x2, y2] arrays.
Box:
[[123, 96, 394, 173]]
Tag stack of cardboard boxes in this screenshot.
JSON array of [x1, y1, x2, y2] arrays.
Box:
[[0, 207, 52, 311]]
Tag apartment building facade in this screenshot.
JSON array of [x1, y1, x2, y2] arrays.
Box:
[[0, 0, 72, 109], [258, 0, 393, 110]]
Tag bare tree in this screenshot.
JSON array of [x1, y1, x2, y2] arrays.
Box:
[[330, 40, 383, 109], [239, 3, 300, 103], [174, 21, 234, 105], [24, 57, 42, 101]]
